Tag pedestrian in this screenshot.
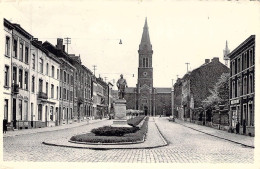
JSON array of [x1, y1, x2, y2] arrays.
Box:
[[3, 119, 7, 134]]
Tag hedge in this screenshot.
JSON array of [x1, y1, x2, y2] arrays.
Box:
[[127, 115, 145, 127], [91, 126, 139, 136], [70, 117, 149, 143]]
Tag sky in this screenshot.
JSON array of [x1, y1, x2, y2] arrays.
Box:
[[1, 0, 260, 89]]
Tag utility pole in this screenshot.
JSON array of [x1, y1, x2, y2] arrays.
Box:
[[185, 63, 190, 73], [93, 65, 97, 76], [64, 37, 71, 53]]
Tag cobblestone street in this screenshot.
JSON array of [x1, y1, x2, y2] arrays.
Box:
[[3, 117, 254, 163]]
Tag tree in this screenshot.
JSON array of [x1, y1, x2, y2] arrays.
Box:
[[202, 73, 230, 108]]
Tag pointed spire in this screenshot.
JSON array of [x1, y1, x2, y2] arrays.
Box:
[[223, 40, 230, 66], [139, 17, 152, 50]]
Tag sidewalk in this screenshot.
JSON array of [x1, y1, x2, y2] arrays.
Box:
[[42, 117, 167, 149], [3, 118, 108, 138], [175, 119, 254, 148]]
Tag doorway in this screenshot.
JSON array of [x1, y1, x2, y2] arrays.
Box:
[[144, 106, 148, 116], [13, 98, 17, 129]]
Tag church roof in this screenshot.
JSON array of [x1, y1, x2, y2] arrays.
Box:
[[155, 88, 171, 93], [139, 17, 152, 51]]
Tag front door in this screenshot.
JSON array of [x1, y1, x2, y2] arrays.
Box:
[[144, 106, 148, 116], [13, 98, 16, 129]]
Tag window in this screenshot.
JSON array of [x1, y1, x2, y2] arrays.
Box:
[[32, 76, 35, 92], [67, 74, 69, 84], [71, 75, 73, 85], [63, 88, 66, 100], [18, 99, 22, 120], [13, 39, 17, 58], [39, 79, 43, 92], [5, 36, 10, 56], [24, 100, 28, 120], [56, 86, 59, 99], [4, 99, 8, 120], [46, 82, 48, 97], [70, 91, 73, 101], [32, 54, 35, 69], [60, 87, 62, 99], [64, 71, 66, 83], [249, 104, 254, 126], [50, 106, 53, 121], [51, 84, 54, 98], [31, 103, 34, 121], [38, 104, 42, 120], [249, 49, 253, 67], [46, 63, 49, 76], [19, 43, 23, 61], [19, 69, 23, 88], [13, 67, 17, 84], [249, 74, 253, 93], [237, 57, 241, 73], [24, 71, 28, 90], [51, 66, 55, 78], [243, 76, 247, 95], [237, 78, 241, 97], [39, 58, 43, 73], [57, 69, 59, 79], [25, 46, 29, 63], [4, 66, 9, 87], [67, 89, 69, 100]]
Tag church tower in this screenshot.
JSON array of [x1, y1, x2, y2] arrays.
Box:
[[137, 18, 154, 116]]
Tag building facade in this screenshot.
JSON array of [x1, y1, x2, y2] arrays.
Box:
[[3, 19, 14, 125], [228, 35, 255, 136], [174, 58, 230, 122], [31, 39, 61, 128], [124, 18, 171, 116]]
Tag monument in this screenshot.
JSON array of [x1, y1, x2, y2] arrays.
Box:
[[112, 74, 131, 127]]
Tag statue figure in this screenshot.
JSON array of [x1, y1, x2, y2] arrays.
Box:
[[117, 74, 128, 99]]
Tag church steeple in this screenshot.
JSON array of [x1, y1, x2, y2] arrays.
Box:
[[139, 17, 152, 51], [223, 40, 230, 66]]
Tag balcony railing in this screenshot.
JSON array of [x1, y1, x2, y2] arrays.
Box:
[[12, 83, 19, 94], [38, 92, 48, 100]]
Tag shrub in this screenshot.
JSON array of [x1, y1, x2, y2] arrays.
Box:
[[91, 126, 139, 136], [127, 115, 145, 127], [70, 117, 149, 143]]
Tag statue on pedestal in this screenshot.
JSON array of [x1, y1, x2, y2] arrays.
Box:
[[116, 74, 128, 99]]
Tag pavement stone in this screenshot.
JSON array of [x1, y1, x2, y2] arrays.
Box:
[[3, 118, 108, 138], [3, 117, 254, 163], [174, 118, 254, 148]]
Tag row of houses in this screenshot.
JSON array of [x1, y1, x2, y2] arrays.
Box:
[[3, 18, 113, 130], [172, 35, 255, 136]]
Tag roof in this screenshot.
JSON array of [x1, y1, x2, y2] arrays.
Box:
[[139, 17, 152, 51], [227, 35, 255, 59], [155, 88, 171, 93]]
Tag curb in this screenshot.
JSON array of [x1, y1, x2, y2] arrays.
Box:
[[42, 118, 167, 150], [3, 119, 107, 138], [175, 121, 254, 148], [153, 118, 169, 146]]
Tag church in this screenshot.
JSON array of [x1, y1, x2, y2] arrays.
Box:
[[124, 18, 172, 116]]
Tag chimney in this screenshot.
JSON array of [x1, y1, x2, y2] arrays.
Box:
[[211, 57, 219, 63], [205, 59, 210, 64], [56, 38, 63, 50]]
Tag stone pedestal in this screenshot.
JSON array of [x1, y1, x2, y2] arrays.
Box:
[[112, 99, 131, 127]]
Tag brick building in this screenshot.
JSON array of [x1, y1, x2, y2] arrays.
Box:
[[174, 57, 229, 121], [228, 35, 255, 136], [124, 18, 171, 116]]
